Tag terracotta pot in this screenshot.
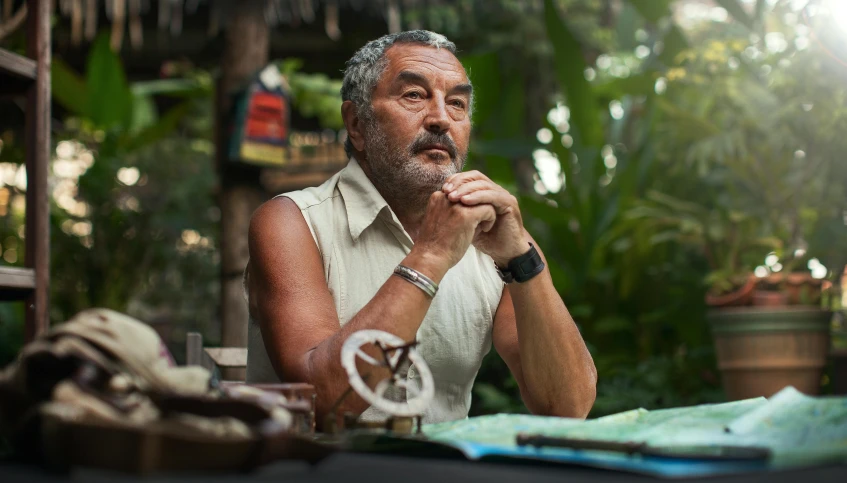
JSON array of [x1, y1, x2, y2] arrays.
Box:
[[784, 273, 823, 305], [708, 307, 831, 400], [759, 273, 823, 305], [705, 275, 757, 308], [752, 290, 789, 307]]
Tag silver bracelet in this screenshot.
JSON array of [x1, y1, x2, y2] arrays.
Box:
[[393, 265, 439, 298]]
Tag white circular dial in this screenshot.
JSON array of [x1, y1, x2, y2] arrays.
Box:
[[340, 330, 434, 417]]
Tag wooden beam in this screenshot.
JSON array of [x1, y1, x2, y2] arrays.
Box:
[[185, 332, 215, 372], [0, 47, 37, 80], [260, 169, 340, 194], [203, 347, 248, 369], [0, 266, 36, 289], [185, 332, 204, 366], [0, 267, 35, 301], [24, 0, 51, 342], [217, 4, 269, 381]]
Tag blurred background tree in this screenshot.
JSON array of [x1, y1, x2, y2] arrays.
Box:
[[1, 0, 846, 417]]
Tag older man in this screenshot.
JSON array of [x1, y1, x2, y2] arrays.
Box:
[[246, 30, 596, 424]]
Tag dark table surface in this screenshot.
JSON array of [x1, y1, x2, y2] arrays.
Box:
[[3, 453, 847, 483]]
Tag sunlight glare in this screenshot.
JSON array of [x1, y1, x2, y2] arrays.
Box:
[[117, 167, 141, 186], [765, 254, 779, 266], [533, 149, 563, 193], [829, 0, 847, 35], [536, 128, 553, 144]]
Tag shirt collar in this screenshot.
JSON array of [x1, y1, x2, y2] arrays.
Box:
[[337, 157, 397, 241]]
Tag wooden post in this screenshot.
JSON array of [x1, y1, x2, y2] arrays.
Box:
[[24, 0, 50, 341], [216, 4, 269, 379], [186, 332, 204, 367]]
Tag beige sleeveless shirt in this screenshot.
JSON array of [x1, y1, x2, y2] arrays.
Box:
[[246, 158, 504, 424]]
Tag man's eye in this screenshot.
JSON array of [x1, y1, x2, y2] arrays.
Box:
[[450, 100, 466, 109], [406, 92, 423, 99]]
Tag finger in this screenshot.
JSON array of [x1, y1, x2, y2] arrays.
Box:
[[443, 170, 491, 191], [474, 203, 497, 227], [447, 170, 490, 186], [458, 190, 517, 215], [427, 190, 449, 209], [446, 179, 499, 201], [479, 217, 496, 233]]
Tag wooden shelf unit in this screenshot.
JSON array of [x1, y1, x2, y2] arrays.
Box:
[[0, 48, 37, 80], [0, 0, 51, 342], [0, 48, 37, 97], [0, 267, 35, 302]]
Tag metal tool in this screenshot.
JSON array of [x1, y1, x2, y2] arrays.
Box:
[[340, 330, 434, 418], [516, 433, 772, 461], [323, 330, 433, 435]]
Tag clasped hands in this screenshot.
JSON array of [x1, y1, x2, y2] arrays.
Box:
[[415, 170, 529, 272]]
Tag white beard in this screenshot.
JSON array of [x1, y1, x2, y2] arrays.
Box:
[[362, 118, 465, 214]]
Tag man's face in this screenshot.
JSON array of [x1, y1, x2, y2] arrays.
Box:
[[358, 43, 472, 210]]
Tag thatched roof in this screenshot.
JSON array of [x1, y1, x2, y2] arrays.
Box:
[[0, 1, 455, 51]]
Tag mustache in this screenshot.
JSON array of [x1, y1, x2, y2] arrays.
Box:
[[409, 132, 458, 159]]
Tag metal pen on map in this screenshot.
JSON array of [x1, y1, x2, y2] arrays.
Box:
[[516, 433, 771, 461]]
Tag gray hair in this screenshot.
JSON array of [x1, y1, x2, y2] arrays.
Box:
[[341, 30, 463, 158]]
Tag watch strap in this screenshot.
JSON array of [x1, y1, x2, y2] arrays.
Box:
[[497, 243, 545, 283]]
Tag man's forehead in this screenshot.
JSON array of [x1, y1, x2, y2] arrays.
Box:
[[382, 44, 469, 84]]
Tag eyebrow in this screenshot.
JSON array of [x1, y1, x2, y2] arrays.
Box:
[[396, 70, 429, 86], [451, 83, 473, 97], [395, 70, 473, 97]]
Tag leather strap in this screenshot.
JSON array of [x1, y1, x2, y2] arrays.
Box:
[[496, 243, 545, 283]]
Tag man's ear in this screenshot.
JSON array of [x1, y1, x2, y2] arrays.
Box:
[[341, 101, 366, 152]]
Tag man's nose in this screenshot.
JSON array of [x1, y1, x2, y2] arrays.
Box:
[[424, 98, 451, 134]]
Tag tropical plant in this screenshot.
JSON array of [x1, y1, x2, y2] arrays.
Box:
[[465, 0, 725, 416], [626, 1, 847, 296], [469, 0, 847, 414]]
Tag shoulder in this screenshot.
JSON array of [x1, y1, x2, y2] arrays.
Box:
[[250, 170, 348, 261], [279, 170, 344, 212], [249, 197, 310, 255]]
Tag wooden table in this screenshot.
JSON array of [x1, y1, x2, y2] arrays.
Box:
[[3, 453, 847, 483]]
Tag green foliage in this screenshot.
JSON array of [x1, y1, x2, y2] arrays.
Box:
[[625, 191, 782, 294], [464, 0, 847, 416], [544, 0, 603, 146], [593, 347, 724, 416], [451, 0, 721, 416], [0, 303, 24, 368], [0, 34, 218, 365], [715, 0, 755, 30], [627, 0, 688, 65], [1, 40, 350, 364], [278, 59, 344, 129], [636, 5, 847, 289], [85, 35, 134, 128]]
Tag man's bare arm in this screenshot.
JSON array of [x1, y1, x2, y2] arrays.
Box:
[[491, 239, 597, 418], [443, 171, 597, 418], [247, 193, 494, 424]]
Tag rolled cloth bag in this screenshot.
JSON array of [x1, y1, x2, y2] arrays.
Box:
[[0, 308, 292, 463]]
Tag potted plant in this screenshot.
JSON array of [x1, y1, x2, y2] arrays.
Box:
[[626, 191, 833, 401], [624, 26, 847, 400], [706, 255, 832, 401]]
